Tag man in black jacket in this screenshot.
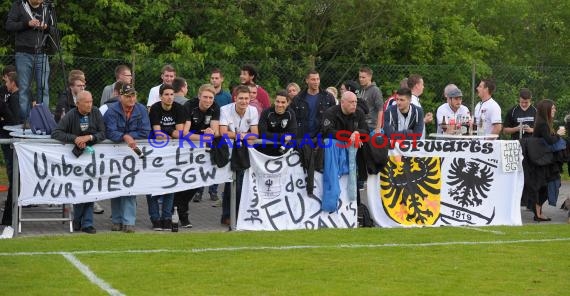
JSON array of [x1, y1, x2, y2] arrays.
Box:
[[0, 68, 21, 226], [258, 90, 297, 155], [290, 69, 336, 139], [6, 0, 57, 120], [51, 91, 106, 234]]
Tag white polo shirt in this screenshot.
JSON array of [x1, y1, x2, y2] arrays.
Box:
[[474, 98, 502, 135], [435, 103, 470, 133], [147, 84, 161, 107], [220, 103, 259, 133]]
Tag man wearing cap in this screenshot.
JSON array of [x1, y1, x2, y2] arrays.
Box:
[[435, 84, 470, 134], [103, 83, 151, 233], [502, 88, 536, 140]]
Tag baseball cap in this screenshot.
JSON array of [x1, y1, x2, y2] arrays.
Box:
[[445, 85, 463, 98], [120, 83, 137, 95]]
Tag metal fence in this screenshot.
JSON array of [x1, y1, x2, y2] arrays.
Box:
[[2, 55, 570, 121]]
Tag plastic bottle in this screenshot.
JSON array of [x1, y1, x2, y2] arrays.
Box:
[[171, 206, 179, 232], [85, 146, 95, 154], [440, 116, 447, 134]]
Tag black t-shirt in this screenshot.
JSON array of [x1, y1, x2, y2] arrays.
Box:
[[149, 102, 186, 137], [183, 99, 220, 133], [504, 105, 537, 139], [258, 107, 297, 139]]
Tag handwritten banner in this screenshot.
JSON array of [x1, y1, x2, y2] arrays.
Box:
[[237, 148, 357, 230], [367, 139, 524, 227], [14, 142, 232, 206]]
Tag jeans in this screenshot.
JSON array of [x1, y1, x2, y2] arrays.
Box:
[[1, 144, 13, 186], [173, 188, 200, 222], [15, 52, 50, 121], [147, 193, 174, 221], [73, 202, 94, 228], [208, 184, 218, 195], [0, 144, 14, 225], [111, 196, 137, 226]]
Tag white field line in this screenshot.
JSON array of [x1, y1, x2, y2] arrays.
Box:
[[62, 253, 125, 296], [459, 226, 506, 235], [1, 237, 569, 257]]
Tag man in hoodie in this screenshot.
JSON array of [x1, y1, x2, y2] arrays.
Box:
[[357, 67, 383, 133], [5, 0, 57, 121]]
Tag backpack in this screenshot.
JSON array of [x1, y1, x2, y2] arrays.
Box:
[[29, 103, 57, 135]]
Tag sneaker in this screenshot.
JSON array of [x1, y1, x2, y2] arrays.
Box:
[[162, 219, 172, 231], [93, 202, 104, 214], [180, 218, 192, 228], [122, 225, 135, 233], [73, 221, 81, 231], [211, 199, 222, 207], [151, 220, 162, 231], [81, 226, 97, 234], [209, 193, 219, 201], [111, 223, 123, 231], [192, 191, 203, 202]]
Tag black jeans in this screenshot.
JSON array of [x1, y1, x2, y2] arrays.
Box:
[[173, 188, 200, 222], [222, 170, 245, 220]]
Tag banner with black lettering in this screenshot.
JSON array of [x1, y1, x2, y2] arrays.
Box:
[[237, 148, 357, 230], [14, 142, 231, 206], [367, 139, 524, 227]]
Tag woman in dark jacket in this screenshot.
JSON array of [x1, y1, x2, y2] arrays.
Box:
[[531, 99, 566, 221]]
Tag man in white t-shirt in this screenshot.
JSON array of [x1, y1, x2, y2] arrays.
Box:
[[219, 85, 259, 226], [407, 74, 433, 139], [435, 84, 470, 134], [146, 64, 176, 108], [474, 79, 502, 136]]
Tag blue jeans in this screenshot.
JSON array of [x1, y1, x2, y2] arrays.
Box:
[[111, 196, 137, 226], [73, 202, 94, 228], [208, 184, 218, 195], [15, 52, 50, 121], [146, 193, 174, 221]]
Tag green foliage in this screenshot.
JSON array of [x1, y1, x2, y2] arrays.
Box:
[[1, 0, 570, 117]]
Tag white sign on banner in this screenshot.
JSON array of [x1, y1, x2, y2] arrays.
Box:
[[500, 140, 522, 173], [237, 148, 358, 231], [367, 139, 524, 227], [14, 142, 232, 206]]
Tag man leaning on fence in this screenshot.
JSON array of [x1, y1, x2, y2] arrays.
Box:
[[51, 91, 105, 234], [103, 83, 151, 233]]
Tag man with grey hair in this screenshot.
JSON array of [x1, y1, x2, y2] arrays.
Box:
[[435, 84, 470, 134], [52, 91, 106, 234]]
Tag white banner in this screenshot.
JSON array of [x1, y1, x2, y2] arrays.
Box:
[[237, 148, 358, 230], [14, 142, 232, 206], [367, 139, 524, 227]]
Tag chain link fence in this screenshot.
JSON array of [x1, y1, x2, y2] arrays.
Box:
[[2, 55, 570, 123]]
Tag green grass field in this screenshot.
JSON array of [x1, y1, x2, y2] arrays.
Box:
[[1, 225, 569, 295]]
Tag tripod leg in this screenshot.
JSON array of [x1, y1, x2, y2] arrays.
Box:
[[34, 53, 50, 107]]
